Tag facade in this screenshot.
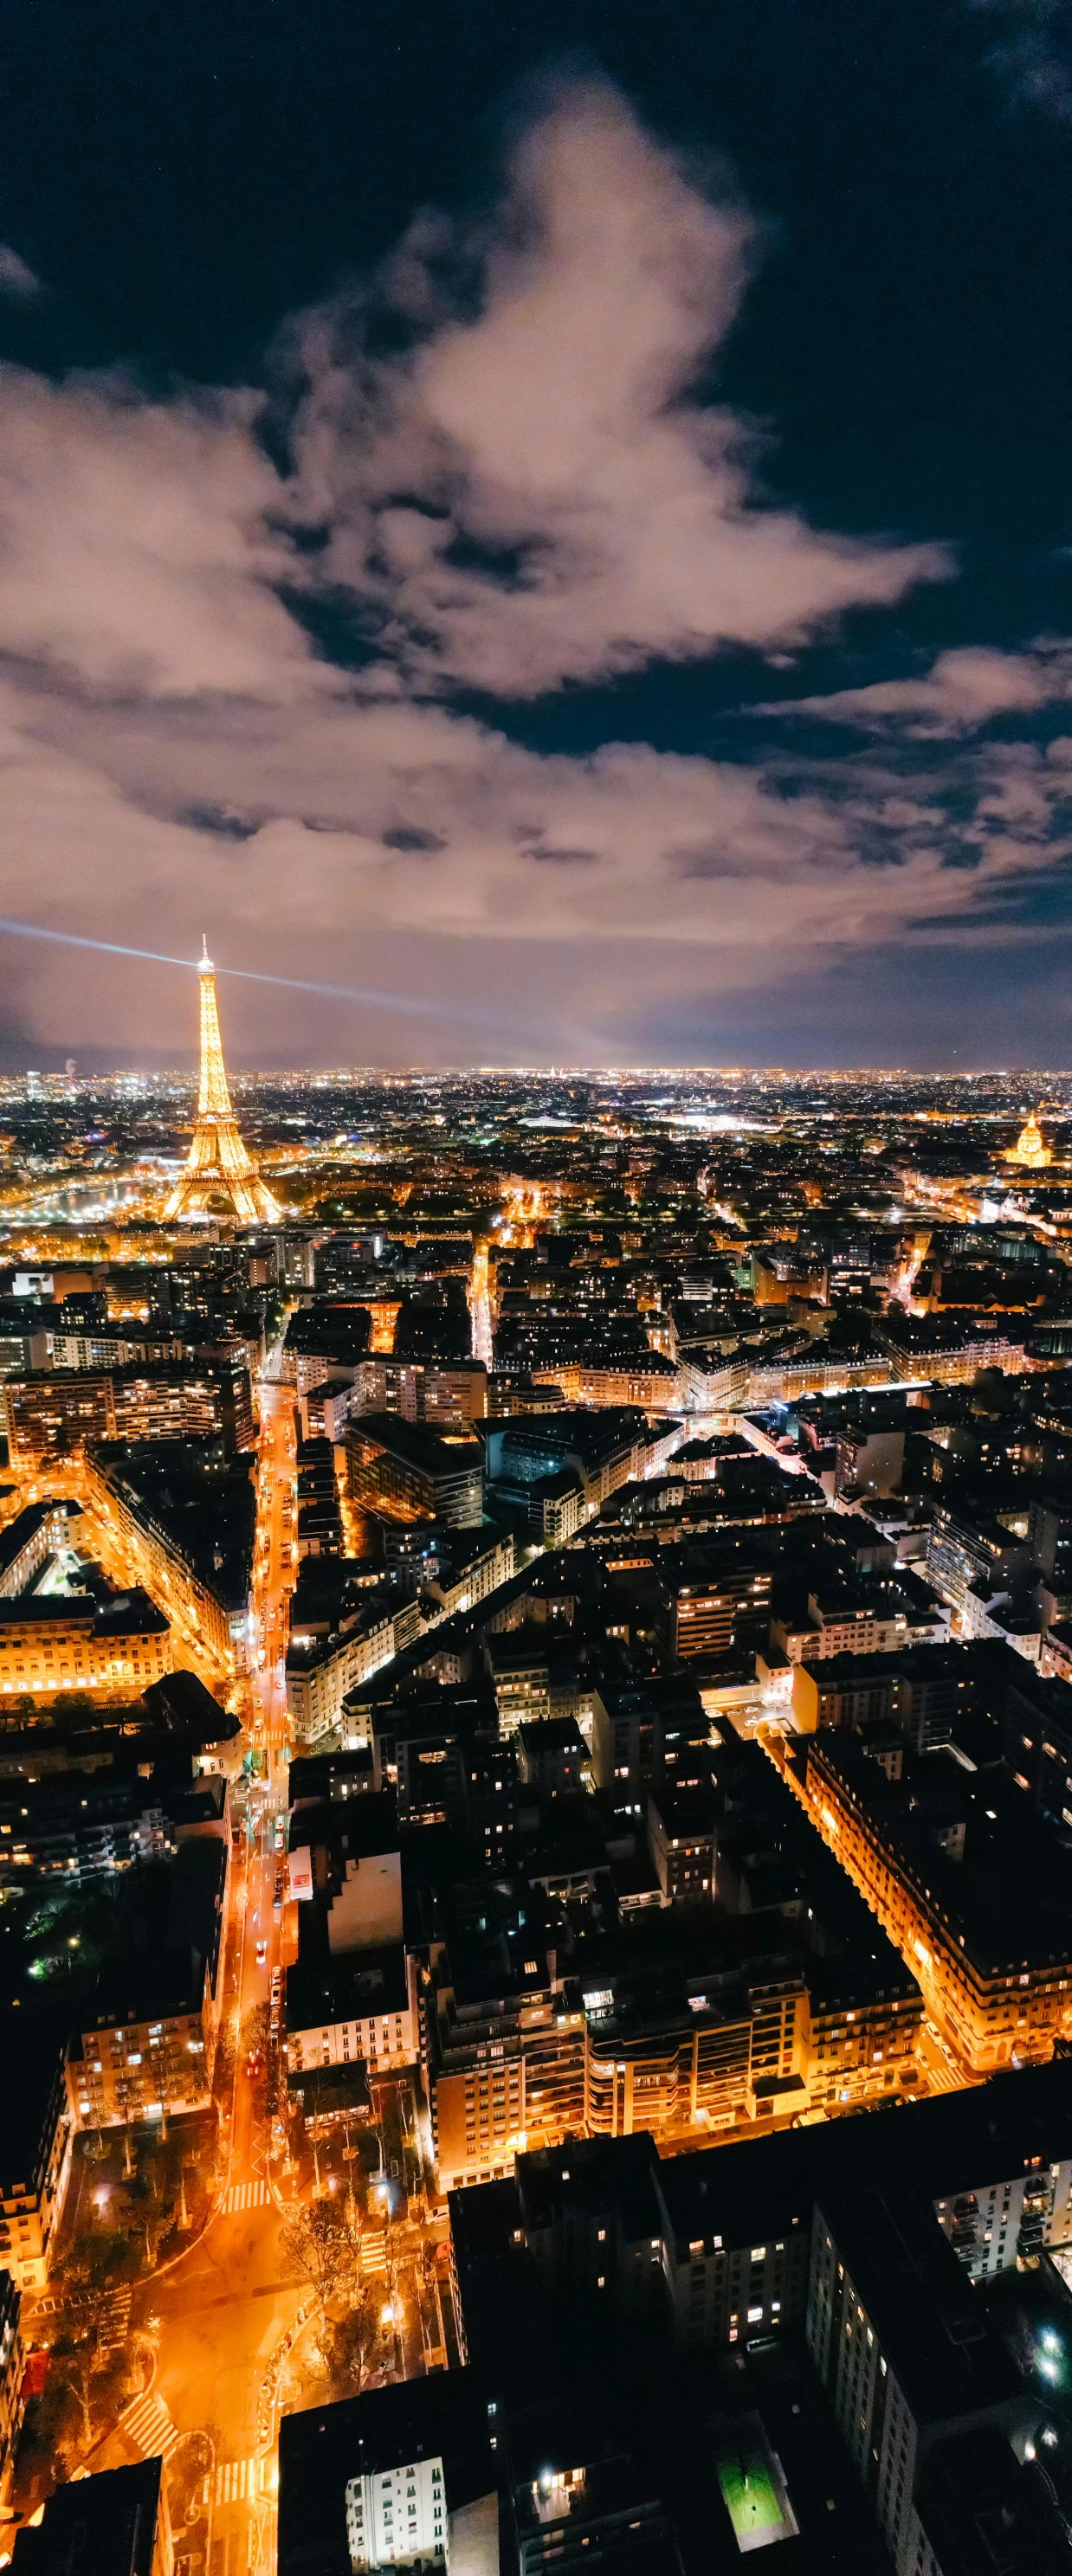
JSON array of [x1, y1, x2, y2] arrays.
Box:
[[112, 1360, 255, 1453], [669, 1566, 772, 1658], [927, 1499, 1035, 1614], [352, 1357, 488, 1426], [798, 1734, 1072, 2071], [807, 2183, 1030, 2576], [486, 1409, 680, 1523], [286, 1798, 420, 2079], [286, 1944, 419, 2080], [426, 1937, 920, 2194], [646, 1788, 716, 1905], [68, 1839, 229, 2128], [588, 1677, 707, 1798], [0, 1589, 171, 1698], [651, 2132, 813, 2353], [3, 1364, 255, 1461], [70, 2001, 214, 2128], [791, 1645, 974, 1747], [287, 1604, 399, 1745], [84, 1444, 254, 1678], [419, 1533, 514, 1625], [774, 1580, 946, 1664], [485, 1633, 552, 1736], [0, 2025, 74, 2292], [347, 2457, 448, 2573], [345, 1417, 484, 1528], [3, 1370, 115, 1463], [279, 2373, 499, 2576], [0, 2270, 23, 2483], [933, 2153, 1072, 2278], [424, 1939, 587, 2193], [0, 1770, 172, 1884], [0, 1499, 71, 1595], [531, 1359, 680, 1411]]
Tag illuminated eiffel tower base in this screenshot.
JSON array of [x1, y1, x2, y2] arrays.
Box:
[[164, 941, 281, 1225]]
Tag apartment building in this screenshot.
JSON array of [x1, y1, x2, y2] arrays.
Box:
[[808, 2182, 1030, 2576], [68, 1839, 229, 2128], [352, 1356, 488, 1426], [0, 2026, 74, 2293], [3, 1371, 115, 1464], [84, 1441, 255, 1678], [345, 1416, 484, 1528], [798, 1733, 1072, 2071], [286, 1602, 399, 1746], [0, 1588, 171, 1698], [285, 1947, 419, 2080], [0, 1500, 72, 1597]]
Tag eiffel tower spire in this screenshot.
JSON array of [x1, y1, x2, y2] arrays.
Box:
[[164, 943, 281, 1224]]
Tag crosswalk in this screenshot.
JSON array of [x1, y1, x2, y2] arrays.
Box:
[[214, 2455, 274, 2507], [119, 2390, 183, 2462], [223, 2178, 270, 2214], [98, 2289, 132, 2351]]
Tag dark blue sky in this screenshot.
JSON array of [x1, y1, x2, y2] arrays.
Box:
[[0, 0, 1069, 1068]]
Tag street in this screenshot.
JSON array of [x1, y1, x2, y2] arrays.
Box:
[[249, 1381, 298, 1767], [7, 1378, 446, 2570]]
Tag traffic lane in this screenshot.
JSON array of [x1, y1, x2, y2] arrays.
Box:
[[233, 1842, 281, 2169]]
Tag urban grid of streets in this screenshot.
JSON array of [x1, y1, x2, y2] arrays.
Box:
[[7, 1369, 445, 2576], [1, 1239, 990, 2569]]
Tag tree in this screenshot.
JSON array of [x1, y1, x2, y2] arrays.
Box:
[[413, 2229, 441, 2350], [281, 2196, 358, 2323], [47, 2228, 138, 2453], [325, 2285, 387, 2397], [211, 2019, 236, 2107], [242, 2001, 271, 2061]]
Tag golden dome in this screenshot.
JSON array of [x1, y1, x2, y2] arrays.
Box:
[[1010, 1106, 1050, 1168]]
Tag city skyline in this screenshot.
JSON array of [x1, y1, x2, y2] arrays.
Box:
[[6, 14, 1072, 2569], [0, 3, 1070, 1069]]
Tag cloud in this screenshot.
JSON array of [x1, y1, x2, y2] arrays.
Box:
[[0, 70, 1062, 1063], [759, 644, 1072, 736], [8, 672, 1069, 974], [0, 245, 41, 301], [970, 2, 1072, 121], [282, 79, 949, 697], [0, 369, 320, 697]]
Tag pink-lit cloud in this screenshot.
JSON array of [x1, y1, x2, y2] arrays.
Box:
[[0, 74, 1064, 1061], [764, 643, 1072, 736], [286, 80, 949, 697]]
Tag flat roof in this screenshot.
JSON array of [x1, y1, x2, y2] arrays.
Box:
[[817, 2178, 1023, 2430], [286, 1941, 410, 2032], [278, 2371, 496, 2576]]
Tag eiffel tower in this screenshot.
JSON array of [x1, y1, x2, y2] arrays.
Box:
[[164, 941, 281, 1224]]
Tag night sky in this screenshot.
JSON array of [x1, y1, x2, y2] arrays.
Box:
[[1, 0, 1070, 1071]]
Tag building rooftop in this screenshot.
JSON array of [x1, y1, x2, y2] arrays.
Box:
[[0, 1584, 167, 1633], [278, 2369, 497, 2576], [916, 2426, 1072, 2573], [10, 2456, 166, 2574], [803, 1732, 1072, 1974], [285, 1937, 410, 2033], [818, 2176, 1024, 2432]]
